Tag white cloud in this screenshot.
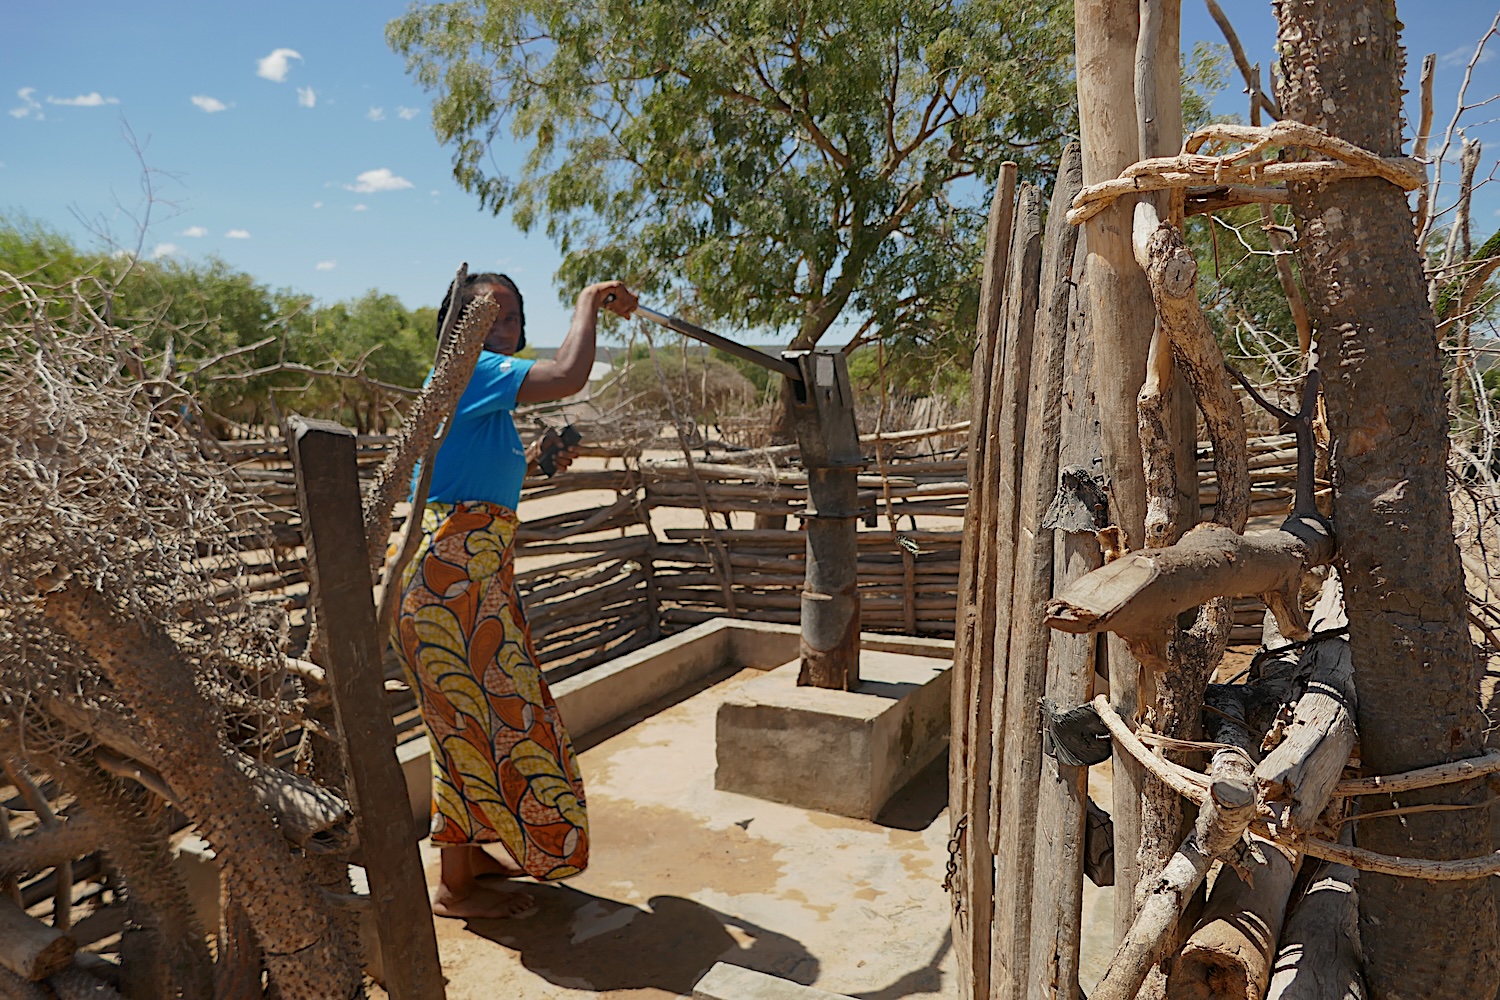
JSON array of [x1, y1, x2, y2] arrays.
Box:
[[181, 226, 208, 238], [46, 92, 119, 107], [367, 106, 386, 122], [225, 229, 251, 239], [352, 204, 369, 212], [297, 86, 316, 108], [397, 106, 419, 120], [316, 260, 337, 271], [256, 48, 303, 82], [345, 168, 412, 193], [10, 87, 43, 120], [1442, 45, 1496, 69], [191, 95, 229, 113], [152, 243, 180, 259], [312, 201, 324, 209]]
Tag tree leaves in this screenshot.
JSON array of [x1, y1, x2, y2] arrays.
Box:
[[388, 0, 1076, 356]]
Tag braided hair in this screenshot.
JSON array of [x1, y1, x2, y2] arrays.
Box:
[[436, 272, 526, 352]]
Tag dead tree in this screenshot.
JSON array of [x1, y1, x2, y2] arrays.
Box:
[[1273, 0, 1500, 994]]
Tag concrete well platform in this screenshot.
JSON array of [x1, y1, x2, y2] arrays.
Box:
[[378, 656, 963, 1000], [715, 652, 951, 821]]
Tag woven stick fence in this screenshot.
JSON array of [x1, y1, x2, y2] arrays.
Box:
[[212, 421, 1310, 672]]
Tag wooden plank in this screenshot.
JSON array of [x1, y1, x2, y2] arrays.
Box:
[[1025, 147, 1097, 1000], [951, 159, 1017, 1000], [994, 150, 1079, 1000], [290, 416, 445, 1000], [984, 185, 1045, 868]]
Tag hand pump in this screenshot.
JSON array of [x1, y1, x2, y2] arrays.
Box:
[[623, 301, 867, 690]]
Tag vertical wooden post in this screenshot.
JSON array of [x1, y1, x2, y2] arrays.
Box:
[[986, 185, 1047, 863], [1028, 231, 1103, 1000], [989, 176, 1058, 998], [951, 161, 1018, 1000], [290, 416, 446, 1000], [1075, 0, 1153, 938]]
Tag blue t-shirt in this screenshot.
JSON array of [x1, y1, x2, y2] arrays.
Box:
[[423, 352, 536, 510]]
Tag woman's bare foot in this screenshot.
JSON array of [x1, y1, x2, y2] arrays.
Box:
[[431, 882, 538, 920]]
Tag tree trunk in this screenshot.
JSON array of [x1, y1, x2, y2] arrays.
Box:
[[1273, 1, 1500, 994], [1074, 0, 1155, 939]]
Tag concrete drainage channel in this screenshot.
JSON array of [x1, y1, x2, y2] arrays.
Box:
[[176, 618, 953, 998]]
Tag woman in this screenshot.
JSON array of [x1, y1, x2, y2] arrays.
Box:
[[395, 273, 638, 920]]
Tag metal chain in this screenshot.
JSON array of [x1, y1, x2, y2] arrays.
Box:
[[941, 813, 967, 894]]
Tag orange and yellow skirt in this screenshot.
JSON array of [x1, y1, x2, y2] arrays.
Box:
[[393, 500, 588, 880]]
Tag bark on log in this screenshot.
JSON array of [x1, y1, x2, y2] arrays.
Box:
[[994, 146, 1082, 1000], [43, 967, 124, 1000], [36, 694, 354, 853], [1171, 623, 1299, 1000], [1265, 860, 1366, 1000], [0, 896, 74, 981], [1168, 840, 1297, 1000], [214, 893, 263, 1000], [1256, 585, 1355, 838], [1090, 754, 1256, 1000], [25, 744, 213, 999], [0, 815, 98, 881], [1273, 2, 1500, 992], [0, 966, 50, 1000], [950, 159, 1017, 1000]]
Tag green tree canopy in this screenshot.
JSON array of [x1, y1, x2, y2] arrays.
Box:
[[388, 0, 1076, 352], [0, 218, 437, 434]]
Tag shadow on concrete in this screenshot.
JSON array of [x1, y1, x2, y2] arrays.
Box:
[[874, 749, 949, 832], [460, 882, 821, 993], [846, 927, 952, 1000]]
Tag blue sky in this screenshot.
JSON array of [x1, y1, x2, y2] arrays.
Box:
[[5, 2, 1500, 346]]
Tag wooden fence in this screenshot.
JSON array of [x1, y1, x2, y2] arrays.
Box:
[[216, 423, 1307, 678]]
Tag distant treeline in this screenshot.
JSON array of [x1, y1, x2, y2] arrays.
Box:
[[1, 217, 445, 434]]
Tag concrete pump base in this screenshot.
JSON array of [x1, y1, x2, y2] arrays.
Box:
[[714, 651, 950, 821]]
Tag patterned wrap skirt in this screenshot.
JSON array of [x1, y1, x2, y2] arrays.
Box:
[[393, 500, 589, 880]]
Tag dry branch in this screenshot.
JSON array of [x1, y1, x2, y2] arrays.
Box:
[[1046, 516, 1333, 642], [1069, 120, 1426, 225], [1090, 750, 1256, 1000], [1255, 581, 1355, 837], [372, 293, 504, 644], [40, 587, 354, 997], [361, 263, 491, 575], [1133, 208, 1249, 535]]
